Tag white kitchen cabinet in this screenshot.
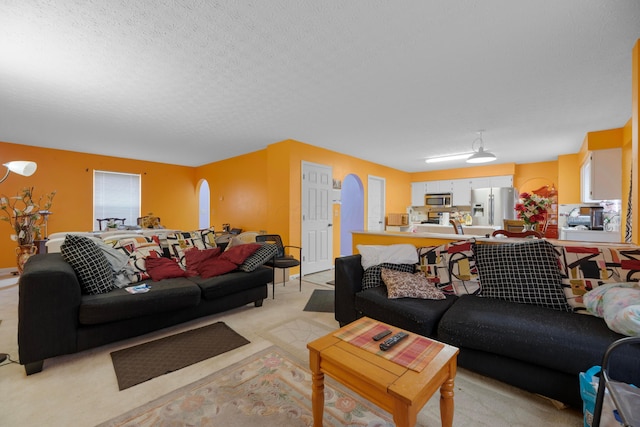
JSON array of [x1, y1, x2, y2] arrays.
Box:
[[581, 148, 621, 202], [469, 177, 491, 189], [451, 179, 472, 206], [489, 175, 513, 188], [411, 182, 427, 206], [425, 180, 452, 193]]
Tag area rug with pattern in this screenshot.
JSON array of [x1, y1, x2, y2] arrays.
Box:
[[98, 345, 394, 427], [110, 321, 250, 390]]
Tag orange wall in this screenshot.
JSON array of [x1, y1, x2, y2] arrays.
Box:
[[195, 149, 269, 234], [557, 153, 581, 204], [514, 161, 558, 194], [0, 141, 198, 268]]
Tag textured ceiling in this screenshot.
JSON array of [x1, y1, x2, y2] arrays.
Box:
[[1, 1, 640, 172]]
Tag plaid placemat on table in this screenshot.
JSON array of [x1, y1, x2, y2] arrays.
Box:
[[334, 318, 444, 372]]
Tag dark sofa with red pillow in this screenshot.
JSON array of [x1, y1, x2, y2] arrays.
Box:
[[18, 250, 272, 375]]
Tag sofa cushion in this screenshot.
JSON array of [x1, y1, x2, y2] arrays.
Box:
[[61, 234, 115, 295], [381, 268, 446, 300], [145, 256, 188, 281], [111, 235, 164, 283], [166, 231, 210, 268], [78, 277, 201, 325], [362, 263, 415, 290], [355, 286, 458, 337], [189, 266, 272, 300], [475, 239, 571, 312], [556, 245, 640, 313], [220, 243, 261, 265], [184, 247, 222, 276], [198, 258, 238, 278], [238, 243, 278, 272], [437, 294, 628, 376], [357, 244, 419, 270], [417, 240, 480, 295]]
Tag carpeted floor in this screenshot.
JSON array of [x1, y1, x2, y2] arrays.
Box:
[[110, 321, 249, 390], [303, 289, 334, 312], [98, 345, 394, 427]]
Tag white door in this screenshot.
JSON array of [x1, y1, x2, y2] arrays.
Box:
[[302, 162, 333, 274], [367, 176, 385, 231]]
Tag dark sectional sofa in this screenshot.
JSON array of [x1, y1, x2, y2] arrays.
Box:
[[18, 252, 271, 375], [335, 239, 640, 408]]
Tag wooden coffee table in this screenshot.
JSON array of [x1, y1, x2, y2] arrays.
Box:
[[307, 317, 459, 427]]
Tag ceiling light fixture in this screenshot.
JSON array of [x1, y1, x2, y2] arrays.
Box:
[[0, 161, 38, 184], [466, 130, 497, 164], [425, 153, 474, 164]]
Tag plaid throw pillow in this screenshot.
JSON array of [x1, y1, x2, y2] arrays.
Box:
[[238, 243, 278, 272], [61, 234, 115, 295], [475, 240, 571, 312], [362, 263, 415, 290]]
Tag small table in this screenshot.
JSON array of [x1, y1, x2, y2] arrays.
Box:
[[307, 317, 459, 427]]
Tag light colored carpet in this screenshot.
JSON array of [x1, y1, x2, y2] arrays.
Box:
[[0, 278, 583, 426], [97, 345, 394, 427]]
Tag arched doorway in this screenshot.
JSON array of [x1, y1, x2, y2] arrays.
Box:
[[340, 174, 364, 256], [198, 179, 210, 229]]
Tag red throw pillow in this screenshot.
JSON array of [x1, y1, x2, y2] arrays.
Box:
[[220, 243, 261, 265], [144, 256, 188, 281], [198, 258, 238, 279], [184, 247, 221, 276]]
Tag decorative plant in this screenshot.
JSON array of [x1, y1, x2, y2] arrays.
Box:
[[0, 187, 56, 245], [514, 192, 551, 226]]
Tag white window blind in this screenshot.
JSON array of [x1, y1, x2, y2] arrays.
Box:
[[93, 171, 141, 228]]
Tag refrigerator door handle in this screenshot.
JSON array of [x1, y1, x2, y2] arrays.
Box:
[[489, 194, 495, 225]]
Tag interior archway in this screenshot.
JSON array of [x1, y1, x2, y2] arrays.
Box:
[[340, 174, 364, 256], [198, 179, 211, 229]]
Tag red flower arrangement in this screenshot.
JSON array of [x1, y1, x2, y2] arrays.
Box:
[[514, 192, 551, 226]]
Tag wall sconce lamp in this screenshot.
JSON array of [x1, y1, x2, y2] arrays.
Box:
[[0, 161, 38, 184]]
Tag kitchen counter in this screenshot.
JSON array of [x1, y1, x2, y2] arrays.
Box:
[[412, 223, 499, 236], [559, 227, 623, 243]]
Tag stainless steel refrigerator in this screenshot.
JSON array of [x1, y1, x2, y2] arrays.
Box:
[[470, 187, 517, 226]]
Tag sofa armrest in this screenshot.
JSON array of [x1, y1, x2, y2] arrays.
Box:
[[335, 254, 364, 326], [18, 253, 82, 372]]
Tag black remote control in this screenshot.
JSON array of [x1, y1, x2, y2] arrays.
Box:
[[379, 332, 409, 351], [372, 330, 392, 341]]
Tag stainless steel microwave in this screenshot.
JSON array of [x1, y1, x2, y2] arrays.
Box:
[[425, 193, 452, 207]]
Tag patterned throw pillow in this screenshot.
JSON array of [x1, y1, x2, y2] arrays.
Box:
[[112, 236, 164, 283], [417, 239, 480, 295], [556, 244, 640, 313], [166, 231, 210, 268], [61, 234, 115, 295], [220, 243, 261, 265], [361, 263, 415, 290], [238, 243, 278, 272], [475, 239, 571, 312], [381, 268, 446, 300]]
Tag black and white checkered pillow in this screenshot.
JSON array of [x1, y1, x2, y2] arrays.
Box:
[[362, 263, 415, 290], [238, 243, 278, 272], [474, 240, 571, 311], [61, 234, 115, 295]]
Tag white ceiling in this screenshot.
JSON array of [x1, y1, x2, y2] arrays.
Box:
[[1, 1, 640, 172]]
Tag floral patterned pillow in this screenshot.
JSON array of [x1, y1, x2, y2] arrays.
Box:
[[381, 268, 446, 300], [111, 235, 164, 283]]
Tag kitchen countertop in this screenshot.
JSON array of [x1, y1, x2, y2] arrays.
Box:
[[559, 227, 623, 243], [411, 223, 499, 236]]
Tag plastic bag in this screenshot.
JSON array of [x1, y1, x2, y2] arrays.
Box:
[[579, 366, 623, 427]]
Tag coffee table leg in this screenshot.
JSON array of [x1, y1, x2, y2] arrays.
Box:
[[439, 361, 456, 427], [309, 352, 325, 427]]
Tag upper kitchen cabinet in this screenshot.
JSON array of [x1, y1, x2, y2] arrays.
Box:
[[411, 182, 427, 206], [581, 148, 622, 202]]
